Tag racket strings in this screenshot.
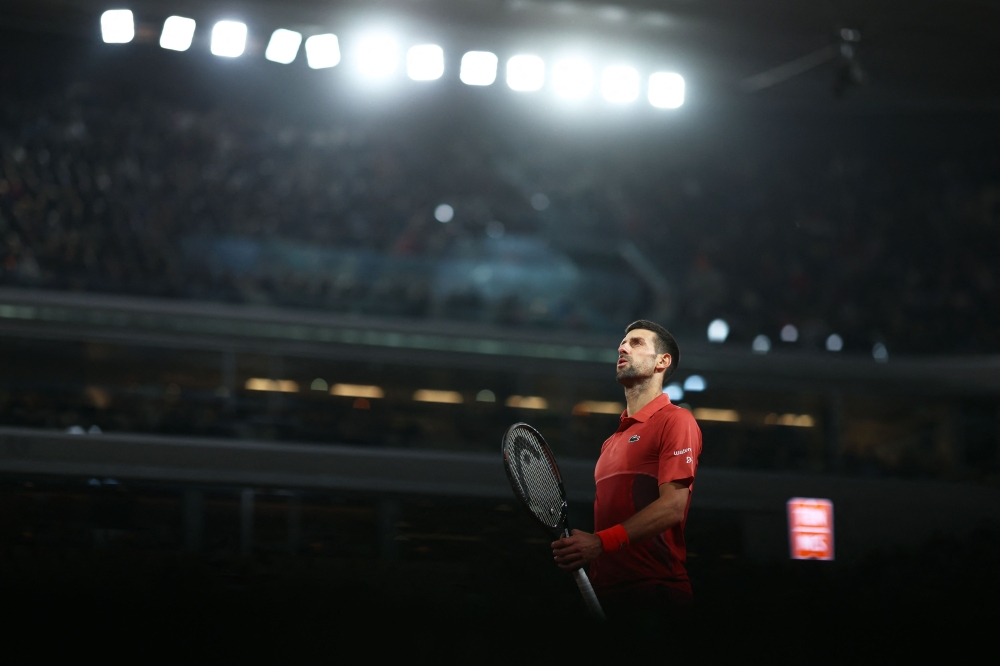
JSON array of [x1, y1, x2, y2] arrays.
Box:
[[503, 426, 564, 530]]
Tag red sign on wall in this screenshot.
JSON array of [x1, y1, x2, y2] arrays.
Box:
[[787, 498, 834, 561]]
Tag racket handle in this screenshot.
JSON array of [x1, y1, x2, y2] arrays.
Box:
[[572, 568, 606, 620]]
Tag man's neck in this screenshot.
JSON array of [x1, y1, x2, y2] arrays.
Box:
[[623, 378, 663, 417]]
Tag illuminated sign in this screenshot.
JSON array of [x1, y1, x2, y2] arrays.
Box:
[[787, 497, 834, 561]]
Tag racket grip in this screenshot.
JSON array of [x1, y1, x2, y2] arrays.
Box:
[[572, 568, 606, 620]]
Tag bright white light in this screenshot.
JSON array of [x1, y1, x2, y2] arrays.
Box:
[[211, 21, 247, 58], [265, 29, 302, 64], [101, 10, 134, 44], [664, 383, 684, 401], [826, 334, 843, 352], [159, 16, 196, 52], [752, 334, 771, 354], [707, 319, 730, 343], [601, 66, 640, 103], [553, 58, 593, 99], [507, 55, 545, 92], [780, 324, 799, 342], [460, 51, 498, 86], [407, 44, 444, 81], [305, 34, 340, 69], [648, 72, 685, 109], [356, 34, 399, 78], [435, 204, 454, 223], [872, 343, 888, 362], [683, 375, 706, 392]]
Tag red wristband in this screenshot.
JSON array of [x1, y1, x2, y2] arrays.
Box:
[[596, 524, 630, 553]]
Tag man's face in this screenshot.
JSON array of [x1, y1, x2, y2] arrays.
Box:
[[616, 329, 669, 386]]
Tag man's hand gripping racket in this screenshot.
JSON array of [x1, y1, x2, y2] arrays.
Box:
[[502, 422, 605, 620]]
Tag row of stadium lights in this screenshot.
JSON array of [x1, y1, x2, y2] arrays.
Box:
[[244, 377, 811, 427], [66, 375, 805, 428], [99, 10, 686, 108], [70, 376, 806, 429], [706, 318, 889, 362], [244, 377, 708, 412]]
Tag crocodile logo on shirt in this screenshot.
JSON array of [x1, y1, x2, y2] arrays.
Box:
[[628, 435, 640, 442]]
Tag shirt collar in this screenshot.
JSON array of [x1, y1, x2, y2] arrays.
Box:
[[619, 393, 672, 425]]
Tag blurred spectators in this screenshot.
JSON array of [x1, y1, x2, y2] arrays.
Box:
[[1, 77, 999, 353]]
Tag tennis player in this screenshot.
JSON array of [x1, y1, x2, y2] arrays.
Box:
[[551, 320, 702, 615]]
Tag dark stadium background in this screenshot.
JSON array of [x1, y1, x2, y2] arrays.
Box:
[[1, 0, 998, 660]]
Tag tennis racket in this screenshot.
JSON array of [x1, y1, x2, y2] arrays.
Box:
[[501, 422, 605, 620]]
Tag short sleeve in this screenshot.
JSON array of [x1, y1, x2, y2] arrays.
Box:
[[657, 410, 702, 487]]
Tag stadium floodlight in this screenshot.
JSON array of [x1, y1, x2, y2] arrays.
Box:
[[305, 34, 340, 69], [356, 34, 399, 78], [407, 44, 444, 81], [265, 29, 302, 64], [648, 72, 685, 108], [159, 16, 196, 52], [780, 324, 799, 342], [507, 55, 545, 91], [601, 65, 640, 103], [826, 333, 843, 352], [101, 10, 134, 44], [460, 51, 498, 86], [552, 58, 593, 98], [211, 21, 247, 58]]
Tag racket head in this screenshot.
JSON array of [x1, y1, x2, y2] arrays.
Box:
[[502, 422, 569, 537]]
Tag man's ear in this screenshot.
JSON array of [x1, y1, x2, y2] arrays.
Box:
[[657, 353, 672, 371]]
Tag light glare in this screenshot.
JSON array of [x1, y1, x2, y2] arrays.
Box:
[[211, 21, 247, 58], [664, 383, 684, 401], [265, 29, 302, 64], [407, 44, 445, 81], [601, 66, 640, 103], [460, 51, 498, 86], [683, 375, 706, 392], [826, 334, 843, 352], [780, 324, 799, 342], [305, 34, 341, 69], [752, 334, 771, 354], [648, 72, 685, 108], [507, 55, 545, 92], [101, 10, 134, 44], [693, 408, 740, 423], [413, 389, 464, 404], [330, 383, 384, 398], [159, 16, 196, 52], [707, 318, 730, 343], [356, 34, 399, 78], [434, 204, 454, 222], [505, 395, 548, 410], [552, 58, 594, 98]]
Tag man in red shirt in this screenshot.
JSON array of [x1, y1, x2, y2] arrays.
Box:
[[552, 319, 702, 614]]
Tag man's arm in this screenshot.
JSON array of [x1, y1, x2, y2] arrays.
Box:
[[550, 481, 689, 571]]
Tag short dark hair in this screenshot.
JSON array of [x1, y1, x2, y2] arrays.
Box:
[[625, 320, 680, 381]]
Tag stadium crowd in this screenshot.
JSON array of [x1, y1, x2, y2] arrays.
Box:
[[1, 74, 999, 354]]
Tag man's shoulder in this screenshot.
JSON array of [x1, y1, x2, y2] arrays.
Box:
[[649, 401, 699, 428], [647, 403, 701, 450]]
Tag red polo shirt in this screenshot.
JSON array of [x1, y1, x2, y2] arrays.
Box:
[[589, 393, 702, 595]]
